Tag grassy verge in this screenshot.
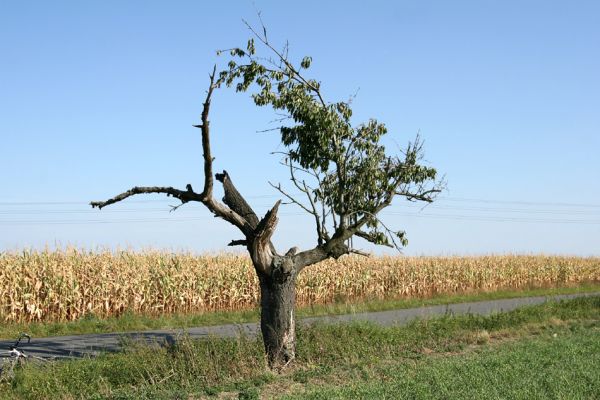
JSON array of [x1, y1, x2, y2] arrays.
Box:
[[281, 321, 600, 399], [1, 282, 599, 340], [1, 295, 598, 399]]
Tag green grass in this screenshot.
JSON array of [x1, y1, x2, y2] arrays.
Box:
[[282, 323, 600, 399], [1, 282, 599, 340], [1, 295, 599, 399]]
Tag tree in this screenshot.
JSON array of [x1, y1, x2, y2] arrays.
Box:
[[91, 23, 443, 368]]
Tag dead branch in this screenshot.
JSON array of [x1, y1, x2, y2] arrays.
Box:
[[217, 171, 260, 228], [349, 248, 370, 257], [269, 182, 312, 214], [251, 200, 281, 274], [90, 186, 201, 209], [228, 239, 248, 247], [198, 65, 217, 199], [92, 67, 253, 238]]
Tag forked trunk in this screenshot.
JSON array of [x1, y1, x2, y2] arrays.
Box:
[[258, 269, 297, 368]]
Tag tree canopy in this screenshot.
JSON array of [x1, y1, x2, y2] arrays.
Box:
[[215, 22, 442, 252]]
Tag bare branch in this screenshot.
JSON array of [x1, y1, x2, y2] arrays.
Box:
[[292, 246, 328, 270], [302, 180, 327, 244], [256, 126, 284, 133], [349, 248, 370, 257], [93, 68, 254, 238], [292, 237, 349, 272], [255, 200, 281, 240], [251, 200, 281, 274], [273, 158, 318, 178], [269, 182, 313, 215], [191, 67, 257, 236], [198, 65, 217, 199], [285, 246, 299, 256], [313, 169, 333, 233], [217, 171, 260, 229], [90, 186, 201, 209], [276, 158, 327, 245], [169, 204, 185, 213], [228, 239, 248, 247]]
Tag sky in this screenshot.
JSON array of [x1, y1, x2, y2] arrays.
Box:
[[1, 0, 599, 256]]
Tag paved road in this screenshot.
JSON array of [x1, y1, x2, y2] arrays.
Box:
[[1, 292, 598, 362]]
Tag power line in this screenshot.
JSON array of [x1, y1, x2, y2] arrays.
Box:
[[1, 195, 600, 208], [409, 204, 600, 215], [2, 202, 600, 216], [1, 195, 600, 226], [1, 212, 599, 226], [438, 196, 600, 208], [381, 212, 600, 225]]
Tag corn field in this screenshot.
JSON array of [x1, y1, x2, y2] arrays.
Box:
[[1, 249, 599, 323]]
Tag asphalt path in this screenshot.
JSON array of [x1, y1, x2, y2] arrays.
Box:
[[1, 292, 598, 363]]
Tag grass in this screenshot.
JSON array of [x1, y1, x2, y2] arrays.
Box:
[[1, 282, 598, 339], [1, 295, 598, 399], [281, 323, 600, 399]]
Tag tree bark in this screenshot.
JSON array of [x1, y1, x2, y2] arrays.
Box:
[[257, 256, 298, 367]]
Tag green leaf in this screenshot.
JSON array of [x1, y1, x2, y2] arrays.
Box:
[[300, 56, 312, 69], [247, 38, 255, 55]]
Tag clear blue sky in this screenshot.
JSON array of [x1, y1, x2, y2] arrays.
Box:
[[1, 1, 599, 255]]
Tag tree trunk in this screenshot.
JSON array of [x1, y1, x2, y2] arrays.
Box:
[[258, 264, 297, 368]]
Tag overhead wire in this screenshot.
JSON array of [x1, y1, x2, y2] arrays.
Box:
[[1, 196, 599, 226], [1, 195, 600, 208]]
